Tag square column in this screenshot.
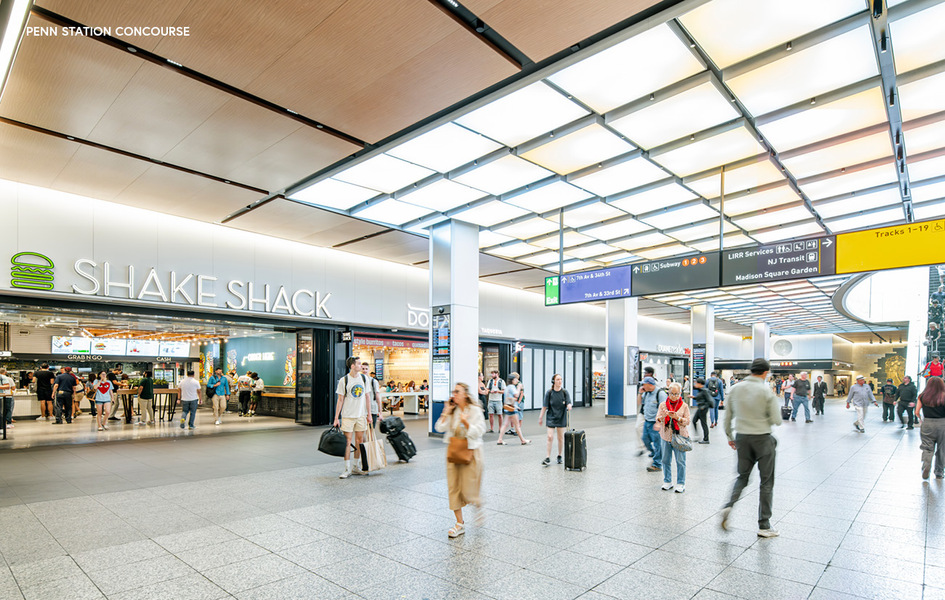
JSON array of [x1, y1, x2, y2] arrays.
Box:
[[429, 219, 479, 433], [606, 297, 639, 418], [691, 304, 714, 385], [752, 322, 770, 359]]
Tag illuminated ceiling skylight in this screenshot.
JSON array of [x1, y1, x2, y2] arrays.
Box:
[[387, 123, 503, 173], [520, 124, 634, 175]]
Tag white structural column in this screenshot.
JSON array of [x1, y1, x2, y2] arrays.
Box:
[[752, 322, 770, 359], [691, 304, 715, 382], [429, 219, 479, 433], [605, 298, 639, 418]]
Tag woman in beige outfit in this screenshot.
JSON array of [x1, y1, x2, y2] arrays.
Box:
[[435, 382, 485, 538], [655, 382, 691, 493]]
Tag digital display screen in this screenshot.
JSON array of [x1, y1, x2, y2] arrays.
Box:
[[558, 266, 632, 304], [127, 340, 161, 356], [89, 338, 127, 355], [52, 336, 92, 354], [158, 341, 190, 357]]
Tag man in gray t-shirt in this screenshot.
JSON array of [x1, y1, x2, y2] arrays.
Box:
[[640, 377, 665, 472]]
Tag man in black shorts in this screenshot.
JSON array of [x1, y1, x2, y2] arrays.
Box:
[[52, 367, 79, 424], [34, 363, 55, 421]]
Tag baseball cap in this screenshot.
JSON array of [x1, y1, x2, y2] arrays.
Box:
[[887, 378, 893, 382], [642, 376, 657, 385]]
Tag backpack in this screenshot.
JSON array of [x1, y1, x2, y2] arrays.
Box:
[[706, 378, 719, 395], [488, 378, 505, 394]]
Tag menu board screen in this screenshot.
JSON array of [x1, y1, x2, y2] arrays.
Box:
[[158, 341, 190, 357], [52, 336, 91, 354], [127, 340, 161, 356], [90, 338, 127, 355]]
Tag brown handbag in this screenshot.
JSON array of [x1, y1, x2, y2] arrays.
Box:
[[447, 435, 473, 464]]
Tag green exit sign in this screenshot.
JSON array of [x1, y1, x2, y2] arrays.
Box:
[[544, 276, 559, 306]]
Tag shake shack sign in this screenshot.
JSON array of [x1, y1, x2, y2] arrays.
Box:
[[8, 252, 332, 319]]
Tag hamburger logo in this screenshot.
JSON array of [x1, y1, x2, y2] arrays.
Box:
[[11, 252, 55, 290]]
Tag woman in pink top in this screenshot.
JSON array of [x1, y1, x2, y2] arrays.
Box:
[[656, 382, 691, 493]]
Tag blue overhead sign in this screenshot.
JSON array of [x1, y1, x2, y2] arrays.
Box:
[[547, 265, 633, 305]]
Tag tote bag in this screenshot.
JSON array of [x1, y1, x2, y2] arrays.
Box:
[[360, 427, 388, 472]]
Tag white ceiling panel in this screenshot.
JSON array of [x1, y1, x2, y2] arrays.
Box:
[[387, 122, 502, 173], [547, 24, 704, 113], [504, 180, 593, 212], [453, 154, 553, 196], [717, 185, 800, 216], [686, 159, 785, 198], [824, 206, 904, 232], [521, 124, 635, 174], [399, 178, 486, 212], [640, 203, 719, 229], [610, 182, 698, 214], [651, 126, 764, 176], [800, 162, 898, 200], [734, 204, 813, 230], [781, 131, 892, 179], [334, 154, 435, 193], [890, 2, 945, 74], [581, 217, 650, 241], [570, 157, 667, 197], [560, 201, 627, 228], [812, 187, 902, 219], [451, 199, 529, 227]]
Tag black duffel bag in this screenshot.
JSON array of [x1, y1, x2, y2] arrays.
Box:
[[379, 416, 405, 435], [318, 426, 347, 457]]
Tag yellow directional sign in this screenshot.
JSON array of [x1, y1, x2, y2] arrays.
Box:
[[836, 217, 945, 274]]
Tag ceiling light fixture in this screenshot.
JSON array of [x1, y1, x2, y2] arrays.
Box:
[[0, 0, 30, 101]]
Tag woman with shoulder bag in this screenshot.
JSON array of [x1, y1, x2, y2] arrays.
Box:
[[497, 372, 530, 446], [655, 382, 691, 493], [435, 382, 486, 538]]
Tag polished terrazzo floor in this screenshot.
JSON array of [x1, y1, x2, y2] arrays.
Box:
[[0, 397, 938, 599]]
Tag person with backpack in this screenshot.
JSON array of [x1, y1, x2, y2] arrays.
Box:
[[898, 375, 918, 429], [636, 366, 657, 456], [207, 368, 229, 426], [881, 378, 899, 423], [689, 377, 713, 444], [706, 371, 724, 429], [333, 357, 373, 479], [361, 361, 382, 428], [485, 370, 505, 434], [539, 373, 572, 466], [640, 377, 665, 473]]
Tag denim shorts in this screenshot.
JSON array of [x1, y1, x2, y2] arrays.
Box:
[[487, 400, 502, 415]]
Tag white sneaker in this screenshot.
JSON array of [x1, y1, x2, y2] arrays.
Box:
[[35, 416, 44, 421], [675, 485, 685, 493], [661, 482, 673, 491], [757, 528, 780, 538], [339, 469, 351, 479], [215, 420, 221, 425]]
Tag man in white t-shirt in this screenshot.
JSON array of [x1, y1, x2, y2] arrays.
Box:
[[334, 357, 373, 479], [177, 371, 202, 430], [237, 371, 253, 416], [361, 362, 382, 429]]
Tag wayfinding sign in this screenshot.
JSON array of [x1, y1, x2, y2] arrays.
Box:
[[721, 236, 836, 286], [544, 265, 632, 306], [836, 217, 945, 274], [631, 252, 720, 295]]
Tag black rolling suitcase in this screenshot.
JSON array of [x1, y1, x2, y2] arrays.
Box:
[[387, 430, 417, 462], [781, 405, 792, 420], [564, 412, 586, 471]]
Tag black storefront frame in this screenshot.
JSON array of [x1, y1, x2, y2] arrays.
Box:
[[514, 341, 592, 410]]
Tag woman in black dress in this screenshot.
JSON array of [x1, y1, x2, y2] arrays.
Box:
[[538, 373, 571, 466]]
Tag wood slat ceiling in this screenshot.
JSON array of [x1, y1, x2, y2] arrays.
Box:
[[225, 199, 390, 249], [243, 0, 517, 143], [464, 0, 666, 62]]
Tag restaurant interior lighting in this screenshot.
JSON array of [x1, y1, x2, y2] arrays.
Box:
[[398, 178, 486, 212], [333, 154, 435, 194], [686, 159, 784, 198], [897, 71, 945, 122], [352, 198, 433, 226], [521, 124, 635, 175], [453, 154, 553, 196], [547, 24, 704, 114], [609, 182, 697, 214], [650, 127, 764, 177], [780, 131, 893, 179], [678, 0, 863, 70], [812, 187, 902, 219], [0, 0, 32, 102], [387, 123, 502, 173], [569, 157, 667, 197], [725, 26, 878, 116], [451, 199, 529, 227], [799, 162, 898, 200], [454, 82, 589, 147], [758, 87, 889, 151], [608, 82, 740, 150], [289, 178, 379, 210], [504, 180, 592, 212], [889, 2, 945, 74]]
